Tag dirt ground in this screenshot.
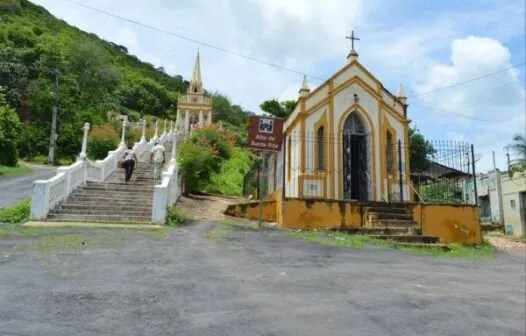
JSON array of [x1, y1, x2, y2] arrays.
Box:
[[176, 194, 243, 220], [485, 235, 526, 257]]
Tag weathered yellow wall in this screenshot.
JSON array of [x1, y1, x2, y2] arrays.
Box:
[[412, 204, 482, 244], [224, 201, 277, 222], [226, 198, 482, 245], [281, 199, 362, 229]]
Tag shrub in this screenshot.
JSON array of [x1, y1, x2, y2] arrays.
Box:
[[178, 126, 235, 193], [125, 126, 142, 144], [206, 148, 254, 196], [87, 124, 119, 160], [0, 198, 30, 224], [127, 111, 140, 122], [165, 206, 191, 227], [0, 103, 21, 166]]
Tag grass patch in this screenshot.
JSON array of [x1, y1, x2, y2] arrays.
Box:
[[205, 225, 226, 239], [0, 198, 30, 224], [287, 230, 373, 248], [141, 228, 171, 239], [395, 240, 494, 259], [219, 218, 256, 228], [205, 148, 254, 196], [0, 164, 33, 177], [165, 206, 192, 227], [16, 234, 120, 251], [287, 229, 494, 259]]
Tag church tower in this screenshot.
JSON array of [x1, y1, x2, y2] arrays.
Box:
[[176, 51, 213, 136]]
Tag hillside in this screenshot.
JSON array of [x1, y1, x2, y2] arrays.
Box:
[[0, 0, 250, 161]]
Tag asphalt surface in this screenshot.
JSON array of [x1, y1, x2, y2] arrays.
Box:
[[0, 221, 524, 336], [0, 166, 55, 207]]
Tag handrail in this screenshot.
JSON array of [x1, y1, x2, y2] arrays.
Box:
[[30, 160, 86, 220], [151, 132, 181, 223]]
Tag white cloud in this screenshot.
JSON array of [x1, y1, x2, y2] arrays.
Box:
[[414, 36, 525, 172]]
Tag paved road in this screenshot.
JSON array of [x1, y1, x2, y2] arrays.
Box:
[[0, 221, 524, 335], [0, 166, 55, 207]]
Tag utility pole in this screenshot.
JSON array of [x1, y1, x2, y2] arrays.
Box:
[[48, 67, 59, 165], [504, 145, 511, 170]]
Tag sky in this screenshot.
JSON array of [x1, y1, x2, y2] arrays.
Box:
[[31, 0, 526, 173]]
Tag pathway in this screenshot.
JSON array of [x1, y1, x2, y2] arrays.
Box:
[[0, 165, 55, 207], [0, 218, 524, 335]]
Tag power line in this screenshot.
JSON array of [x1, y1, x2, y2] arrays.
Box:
[[61, 0, 324, 80], [60, 0, 526, 127], [407, 63, 526, 99], [61, 0, 525, 99]]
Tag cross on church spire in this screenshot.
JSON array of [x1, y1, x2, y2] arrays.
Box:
[[345, 30, 360, 51]]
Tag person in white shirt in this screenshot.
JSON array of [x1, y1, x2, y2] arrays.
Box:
[[150, 142, 166, 180], [122, 143, 138, 182]]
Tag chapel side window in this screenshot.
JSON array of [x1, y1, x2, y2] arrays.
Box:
[[317, 126, 325, 172], [386, 131, 394, 175]]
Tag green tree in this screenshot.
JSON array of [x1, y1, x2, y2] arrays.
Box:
[[0, 87, 21, 166], [409, 127, 435, 172], [509, 133, 526, 172], [259, 98, 296, 118]]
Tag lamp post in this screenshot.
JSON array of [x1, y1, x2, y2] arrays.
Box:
[[120, 119, 127, 147], [79, 122, 90, 160], [141, 119, 146, 142]]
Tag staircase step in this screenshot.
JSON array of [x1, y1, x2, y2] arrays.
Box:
[[371, 235, 439, 244], [364, 207, 409, 214], [47, 213, 152, 223], [375, 213, 414, 220], [49, 209, 151, 216], [57, 204, 152, 212], [80, 187, 154, 194], [374, 219, 417, 228], [338, 227, 419, 235], [68, 196, 152, 203]]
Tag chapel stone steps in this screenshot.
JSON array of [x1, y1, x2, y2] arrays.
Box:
[[46, 141, 174, 224], [370, 235, 439, 244], [344, 202, 440, 244], [339, 226, 421, 236]]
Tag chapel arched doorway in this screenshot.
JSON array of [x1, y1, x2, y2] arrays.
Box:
[[342, 112, 370, 200]]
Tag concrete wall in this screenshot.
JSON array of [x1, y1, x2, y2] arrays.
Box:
[[501, 172, 526, 236], [224, 201, 277, 222], [226, 198, 482, 245], [411, 204, 482, 245], [280, 199, 362, 229]]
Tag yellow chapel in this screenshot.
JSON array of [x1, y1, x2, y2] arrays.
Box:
[[267, 41, 412, 202]]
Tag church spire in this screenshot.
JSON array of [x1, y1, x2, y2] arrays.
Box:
[[396, 83, 407, 104], [188, 50, 202, 94], [298, 75, 311, 97]]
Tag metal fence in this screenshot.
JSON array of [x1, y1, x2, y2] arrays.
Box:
[[244, 132, 477, 205]]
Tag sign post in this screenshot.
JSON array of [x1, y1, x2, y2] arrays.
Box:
[[247, 116, 284, 228]]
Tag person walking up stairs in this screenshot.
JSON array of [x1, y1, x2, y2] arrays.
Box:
[[150, 141, 166, 181]]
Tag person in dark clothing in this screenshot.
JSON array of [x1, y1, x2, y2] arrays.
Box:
[[122, 143, 138, 182]]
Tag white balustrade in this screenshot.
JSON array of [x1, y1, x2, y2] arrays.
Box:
[[151, 131, 181, 224], [30, 120, 179, 221], [30, 160, 86, 220]]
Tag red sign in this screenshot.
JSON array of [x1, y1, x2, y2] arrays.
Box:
[[247, 116, 284, 152]]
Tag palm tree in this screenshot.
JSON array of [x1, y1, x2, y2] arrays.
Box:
[[510, 133, 526, 164]]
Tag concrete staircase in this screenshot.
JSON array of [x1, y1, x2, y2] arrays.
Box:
[[341, 203, 439, 244], [47, 142, 172, 224]]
